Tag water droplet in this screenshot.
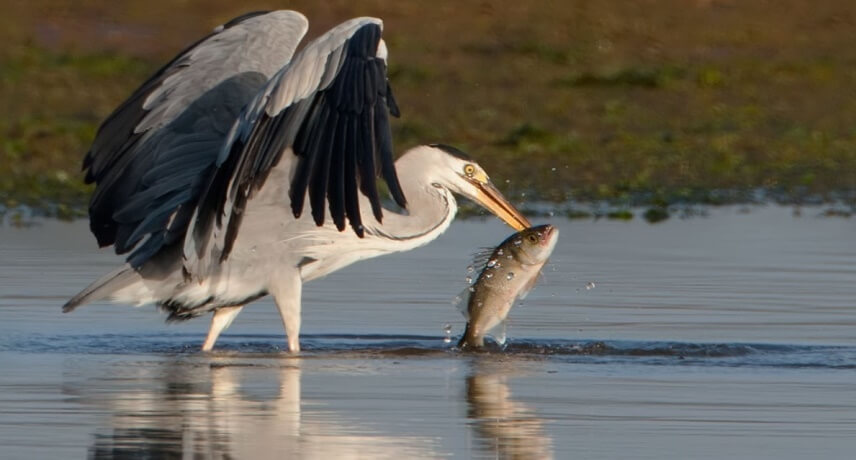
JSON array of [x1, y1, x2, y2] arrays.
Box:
[[585, 281, 596, 290], [451, 296, 461, 305], [477, 302, 483, 307], [497, 249, 504, 256], [505, 179, 511, 184], [551, 167, 557, 172], [506, 254, 513, 260], [487, 259, 497, 268], [443, 323, 453, 343], [468, 286, 476, 292], [548, 211, 555, 217], [513, 239, 522, 246], [506, 272, 515, 280], [485, 272, 493, 279], [494, 261, 501, 269], [466, 265, 475, 274], [465, 276, 473, 284]]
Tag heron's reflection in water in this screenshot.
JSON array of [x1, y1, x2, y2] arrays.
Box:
[[85, 358, 438, 459], [465, 361, 554, 460]]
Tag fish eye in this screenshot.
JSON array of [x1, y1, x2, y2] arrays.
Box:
[[463, 164, 476, 177], [527, 234, 538, 243]]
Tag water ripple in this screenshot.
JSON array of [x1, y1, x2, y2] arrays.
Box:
[[2, 333, 855, 370]]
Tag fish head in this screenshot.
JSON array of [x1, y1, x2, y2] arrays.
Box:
[[508, 224, 559, 265]]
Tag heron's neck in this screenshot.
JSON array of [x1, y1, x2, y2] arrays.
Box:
[[364, 161, 457, 251]]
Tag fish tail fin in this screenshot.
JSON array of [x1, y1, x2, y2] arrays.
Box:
[[62, 265, 137, 313]]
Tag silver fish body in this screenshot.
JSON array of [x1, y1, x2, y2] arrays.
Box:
[[458, 224, 559, 348]]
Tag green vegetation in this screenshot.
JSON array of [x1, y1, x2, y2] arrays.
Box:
[[606, 209, 634, 221], [643, 207, 670, 224], [3, 0, 856, 219]]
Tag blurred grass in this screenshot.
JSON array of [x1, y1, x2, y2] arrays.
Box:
[[3, 0, 856, 216]]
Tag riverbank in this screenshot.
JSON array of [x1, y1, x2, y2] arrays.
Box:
[[3, 1, 856, 216]]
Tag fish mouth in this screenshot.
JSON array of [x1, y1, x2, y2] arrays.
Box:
[[541, 225, 559, 250], [473, 181, 531, 231], [540, 225, 557, 244]]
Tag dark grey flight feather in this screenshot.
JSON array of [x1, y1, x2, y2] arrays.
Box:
[[81, 11, 309, 268], [84, 12, 269, 248], [100, 72, 267, 266], [187, 18, 404, 270]]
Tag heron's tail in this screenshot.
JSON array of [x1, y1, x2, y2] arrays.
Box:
[[62, 265, 137, 313]]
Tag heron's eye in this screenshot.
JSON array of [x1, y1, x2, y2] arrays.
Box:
[[463, 164, 476, 177], [527, 234, 538, 243]]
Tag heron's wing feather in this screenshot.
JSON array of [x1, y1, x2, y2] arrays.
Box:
[[111, 73, 268, 266], [82, 11, 309, 267], [185, 18, 403, 274]]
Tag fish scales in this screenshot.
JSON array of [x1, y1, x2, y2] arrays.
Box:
[[458, 224, 558, 348]]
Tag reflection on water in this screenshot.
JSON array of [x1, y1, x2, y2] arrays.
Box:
[[82, 358, 441, 459], [73, 355, 559, 459], [466, 361, 553, 460], [3, 209, 856, 458]]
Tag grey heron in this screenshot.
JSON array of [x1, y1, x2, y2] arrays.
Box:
[[63, 10, 531, 352]]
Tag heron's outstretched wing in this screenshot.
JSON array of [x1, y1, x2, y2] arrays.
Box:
[[185, 18, 403, 273], [82, 11, 309, 267]]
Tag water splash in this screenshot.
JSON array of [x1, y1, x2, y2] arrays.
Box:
[[506, 272, 515, 280], [585, 281, 596, 290], [442, 324, 453, 343]]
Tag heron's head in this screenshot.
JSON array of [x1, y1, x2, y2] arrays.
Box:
[[401, 144, 531, 231]]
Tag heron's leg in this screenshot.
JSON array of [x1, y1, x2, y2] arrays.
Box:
[[201, 305, 243, 351], [270, 273, 302, 353]]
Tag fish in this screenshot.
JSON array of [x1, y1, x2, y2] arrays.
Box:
[[456, 224, 559, 348]]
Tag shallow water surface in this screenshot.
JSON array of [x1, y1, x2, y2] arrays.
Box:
[[1, 206, 855, 458]]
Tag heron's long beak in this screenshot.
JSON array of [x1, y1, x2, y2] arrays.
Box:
[[474, 181, 531, 231]]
